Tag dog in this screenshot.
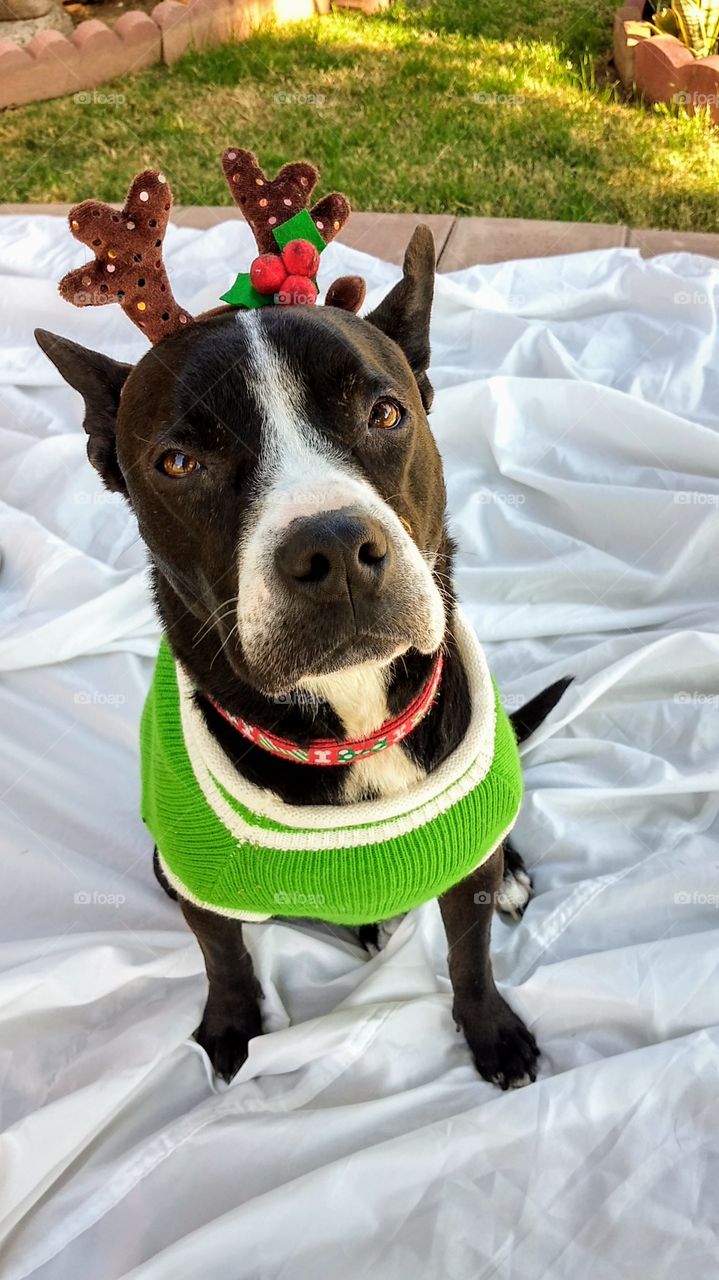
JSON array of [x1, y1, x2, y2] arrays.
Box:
[[36, 224, 569, 1090]]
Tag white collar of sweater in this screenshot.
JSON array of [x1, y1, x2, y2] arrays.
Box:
[[176, 608, 498, 853]]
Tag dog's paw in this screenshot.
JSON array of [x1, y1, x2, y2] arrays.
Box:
[[194, 1011, 261, 1083], [455, 992, 539, 1090], [496, 839, 534, 921], [496, 864, 533, 921], [359, 914, 405, 955]]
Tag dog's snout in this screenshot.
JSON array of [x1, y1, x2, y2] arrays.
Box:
[[275, 509, 392, 599]]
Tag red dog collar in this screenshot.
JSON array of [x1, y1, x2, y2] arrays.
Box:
[[208, 653, 444, 767]]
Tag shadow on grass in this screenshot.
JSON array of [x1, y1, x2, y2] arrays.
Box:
[[384, 0, 619, 64], [0, 8, 717, 231]]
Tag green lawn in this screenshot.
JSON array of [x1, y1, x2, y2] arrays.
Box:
[[1, 0, 718, 229]]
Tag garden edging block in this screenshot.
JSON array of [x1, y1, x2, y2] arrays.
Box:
[[634, 33, 694, 103], [613, 2, 652, 88], [614, 1, 719, 125], [683, 53, 719, 117], [0, 15, 161, 107], [332, 0, 391, 12], [0, 0, 336, 107], [1, 30, 81, 106]]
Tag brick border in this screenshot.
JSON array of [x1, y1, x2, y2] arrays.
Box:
[[613, 2, 719, 124], [613, 1, 652, 88], [0, 0, 368, 108]]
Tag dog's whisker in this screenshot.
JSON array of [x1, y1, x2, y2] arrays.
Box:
[[209, 620, 239, 670], [195, 595, 239, 633], [194, 610, 236, 645], [194, 597, 240, 645]]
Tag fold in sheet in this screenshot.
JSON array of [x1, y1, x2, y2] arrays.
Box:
[[0, 220, 718, 1278]]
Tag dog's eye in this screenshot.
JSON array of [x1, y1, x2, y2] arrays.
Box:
[[369, 399, 403, 430], [159, 450, 202, 478]]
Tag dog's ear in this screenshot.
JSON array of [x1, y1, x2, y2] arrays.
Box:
[[365, 225, 435, 409], [35, 329, 132, 494]]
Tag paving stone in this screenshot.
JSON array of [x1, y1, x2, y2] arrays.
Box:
[[628, 227, 719, 259], [439, 217, 628, 269], [166, 207, 455, 267], [336, 211, 454, 266], [7, 206, 719, 268]]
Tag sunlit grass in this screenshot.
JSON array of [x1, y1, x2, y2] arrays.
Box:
[[1, 0, 718, 229]]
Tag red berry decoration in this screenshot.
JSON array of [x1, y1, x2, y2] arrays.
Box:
[[250, 253, 287, 296], [281, 239, 320, 278], [277, 275, 319, 306]]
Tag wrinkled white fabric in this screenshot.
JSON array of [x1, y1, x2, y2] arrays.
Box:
[[0, 217, 718, 1279]]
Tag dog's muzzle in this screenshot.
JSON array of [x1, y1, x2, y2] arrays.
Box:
[[236, 496, 445, 693]]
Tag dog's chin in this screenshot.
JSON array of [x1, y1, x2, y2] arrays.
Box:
[[236, 628, 441, 699]]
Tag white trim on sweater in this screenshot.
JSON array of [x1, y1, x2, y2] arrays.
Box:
[[174, 610, 499, 854]]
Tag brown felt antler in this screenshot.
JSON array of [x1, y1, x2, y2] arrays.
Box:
[[221, 148, 350, 253], [57, 152, 366, 342], [221, 147, 366, 314], [59, 170, 194, 345]]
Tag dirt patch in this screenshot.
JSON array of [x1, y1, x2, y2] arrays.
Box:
[[63, 0, 188, 26]]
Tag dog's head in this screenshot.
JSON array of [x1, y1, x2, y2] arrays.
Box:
[[37, 227, 450, 696]]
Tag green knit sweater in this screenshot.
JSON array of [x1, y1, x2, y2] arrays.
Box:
[[141, 612, 522, 926]]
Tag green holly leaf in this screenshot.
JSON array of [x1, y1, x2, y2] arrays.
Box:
[[272, 209, 327, 254], [219, 273, 273, 309]]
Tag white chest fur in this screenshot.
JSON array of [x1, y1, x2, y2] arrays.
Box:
[[300, 664, 425, 802]]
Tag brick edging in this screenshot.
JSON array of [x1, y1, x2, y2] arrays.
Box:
[[0, 0, 350, 109], [613, 1, 719, 124]]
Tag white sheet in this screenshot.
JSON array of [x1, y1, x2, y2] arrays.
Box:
[[1, 218, 718, 1279]]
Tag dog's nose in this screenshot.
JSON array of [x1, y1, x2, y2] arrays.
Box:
[[275, 509, 392, 599]]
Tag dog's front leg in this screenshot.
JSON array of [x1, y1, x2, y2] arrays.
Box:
[[181, 899, 263, 1082], [439, 850, 539, 1090]]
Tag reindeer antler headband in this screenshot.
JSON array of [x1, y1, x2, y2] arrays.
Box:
[[58, 148, 366, 346]]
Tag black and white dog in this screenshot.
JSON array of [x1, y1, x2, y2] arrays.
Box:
[[37, 227, 568, 1089]]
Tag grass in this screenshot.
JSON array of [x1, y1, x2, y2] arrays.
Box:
[[1, 0, 719, 229]]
